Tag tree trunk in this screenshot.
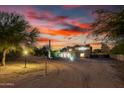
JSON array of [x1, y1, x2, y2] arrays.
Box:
[[2, 49, 7, 66]]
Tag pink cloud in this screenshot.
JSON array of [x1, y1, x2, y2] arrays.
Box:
[[26, 10, 90, 29], [26, 10, 68, 23]]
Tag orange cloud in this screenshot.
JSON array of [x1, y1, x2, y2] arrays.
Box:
[[38, 26, 90, 36], [26, 9, 91, 37]]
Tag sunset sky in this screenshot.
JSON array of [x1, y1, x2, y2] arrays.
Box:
[[0, 5, 122, 49]]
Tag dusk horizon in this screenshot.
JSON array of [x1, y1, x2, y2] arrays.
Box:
[[0, 5, 124, 88], [0, 5, 121, 49]]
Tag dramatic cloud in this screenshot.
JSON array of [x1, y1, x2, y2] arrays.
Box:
[[0, 5, 120, 49], [27, 10, 68, 22], [26, 10, 91, 37], [37, 26, 90, 37]]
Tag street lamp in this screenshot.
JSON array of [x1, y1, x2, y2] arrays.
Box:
[[23, 50, 28, 68]]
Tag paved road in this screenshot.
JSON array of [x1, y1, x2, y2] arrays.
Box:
[[13, 58, 124, 88]]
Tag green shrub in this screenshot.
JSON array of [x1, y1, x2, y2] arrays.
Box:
[[110, 41, 124, 55]]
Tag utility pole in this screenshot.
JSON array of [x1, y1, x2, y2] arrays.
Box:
[[45, 40, 51, 76], [48, 40, 51, 59]]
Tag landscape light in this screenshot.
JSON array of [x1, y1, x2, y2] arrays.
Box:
[[23, 49, 29, 68], [23, 50, 28, 56]]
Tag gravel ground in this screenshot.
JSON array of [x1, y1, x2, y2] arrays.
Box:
[[0, 57, 124, 88]]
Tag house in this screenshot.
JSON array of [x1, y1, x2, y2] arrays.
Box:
[[59, 45, 92, 61]]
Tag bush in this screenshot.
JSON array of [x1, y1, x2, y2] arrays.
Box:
[[110, 41, 124, 55], [93, 49, 102, 53]]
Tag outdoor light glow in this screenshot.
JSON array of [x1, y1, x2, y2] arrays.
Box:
[[23, 50, 28, 56], [63, 53, 67, 58], [67, 53, 71, 58], [59, 52, 69, 58], [59, 52, 75, 62], [69, 55, 75, 61], [80, 53, 85, 57]]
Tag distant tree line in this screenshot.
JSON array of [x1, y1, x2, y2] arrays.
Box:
[[34, 46, 48, 57]]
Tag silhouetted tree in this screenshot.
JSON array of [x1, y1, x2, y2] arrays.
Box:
[[93, 49, 102, 53], [101, 43, 110, 53], [91, 8, 124, 42], [110, 41, 124, 54], [34, 46, 48, 57], [41, 46, 48, 57]]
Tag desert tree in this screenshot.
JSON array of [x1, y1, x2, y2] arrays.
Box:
[[91, 8, 124, 43], [0, 12, 39, 66]]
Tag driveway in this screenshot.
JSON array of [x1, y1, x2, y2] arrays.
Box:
[[12, 58, 124, 88]]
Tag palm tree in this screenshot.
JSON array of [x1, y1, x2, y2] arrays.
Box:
[[0, 12, 39, 66]]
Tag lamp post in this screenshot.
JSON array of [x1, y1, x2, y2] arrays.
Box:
[[23, 50, 28, 68]]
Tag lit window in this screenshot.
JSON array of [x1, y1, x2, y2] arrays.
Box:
[[77, 47, 89, 51], [69, 49, 72, 51], [80, 53, 85, 57]]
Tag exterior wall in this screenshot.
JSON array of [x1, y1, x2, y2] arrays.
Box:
[[90, 43, 102, 51], [110, 54, 124, 62]]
